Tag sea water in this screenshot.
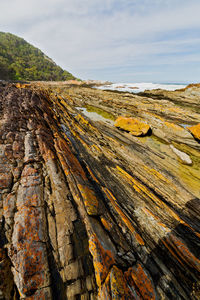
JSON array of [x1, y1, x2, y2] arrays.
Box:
[[96, 82, 187, 93]]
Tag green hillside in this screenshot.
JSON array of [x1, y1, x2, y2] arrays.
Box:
[[0, 32, 76, 81]]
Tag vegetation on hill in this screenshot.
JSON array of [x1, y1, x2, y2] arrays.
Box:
[[0, 32, 76, 81]]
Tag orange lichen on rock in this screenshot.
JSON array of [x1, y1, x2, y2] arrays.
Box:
[[125, 263, 156, 300], [98, 271, 112, 299], [10, 164, 50, 297], [0, 174, 13, 189], [143, 165, 170, 183], [15, 83, 30, 89], [98, 265, 139, 299], [109, 265, 135, 299], [36, 128, 55, 162], [114, 116, 150, 136], [101, 217, 113, 231], [187, 123, 200, 140], [164, 234, 200, 272], [55, 136, 88, 181], [89, 233, 115, 287]]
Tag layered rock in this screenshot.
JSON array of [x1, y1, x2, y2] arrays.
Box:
[[0, 82, 199, 299]]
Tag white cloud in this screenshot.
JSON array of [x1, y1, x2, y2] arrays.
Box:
[[1, 0, 200, 81]]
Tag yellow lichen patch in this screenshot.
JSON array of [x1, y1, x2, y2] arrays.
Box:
[[168, 106, 185, 114], [70, 128, 91, 151], [143, 111, 165, 122], [60, 99, 69, 109], [187, 123, 200, 140], [77, 184, 99, 216], [76, 114, 98, 133], [74, 123, 85, 134], [115, 116, 150, 136], [101, 217, 113, 231], [55, 137, 99, 215], [63, 94, 74, 103], [61, 116, 101, 155], [15, 83, 30, 89], [56, 148, 70, 176], [91, 144, 101, 152], [89, 234, 115, 287], [116, 166, 194, 226], [125, 263, 156, 300], [116, 166, 162, 207], [102, 187, 145, 246], [110, 265, 134, 299], [98, 271, 111, 299], [164, 121, 184, 131], [143, 165, 170, 183], [86, 165, 100, 184]]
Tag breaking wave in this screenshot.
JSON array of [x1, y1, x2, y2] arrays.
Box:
[[96, 82, 187, 93]]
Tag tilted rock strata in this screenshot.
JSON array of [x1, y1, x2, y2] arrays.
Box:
[[0, 82, 199, 299], [62, 85, 200, 148]]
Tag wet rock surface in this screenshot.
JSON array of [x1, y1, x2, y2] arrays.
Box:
[[0, 82, 200, 299]]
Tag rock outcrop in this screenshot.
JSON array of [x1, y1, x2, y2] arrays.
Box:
[[0, 82, 200, 299], [114, 117, 150, 136]]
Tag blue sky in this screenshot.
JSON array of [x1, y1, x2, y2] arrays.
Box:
[[1, 0, 200, 83]]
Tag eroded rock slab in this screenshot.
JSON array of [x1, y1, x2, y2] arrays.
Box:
[[0, 82, 199, 300]]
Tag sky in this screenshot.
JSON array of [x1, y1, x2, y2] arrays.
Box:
[[1, 0, 200, 83]]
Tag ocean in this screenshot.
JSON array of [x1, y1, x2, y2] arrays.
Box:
[[96, 82, 187, 93]]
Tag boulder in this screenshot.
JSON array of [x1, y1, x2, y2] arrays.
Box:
[[188, 123, 200, 141], [114, 116, 150, 136]]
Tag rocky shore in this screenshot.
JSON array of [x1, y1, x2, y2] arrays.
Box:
[[0, 82, 199, 299]]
